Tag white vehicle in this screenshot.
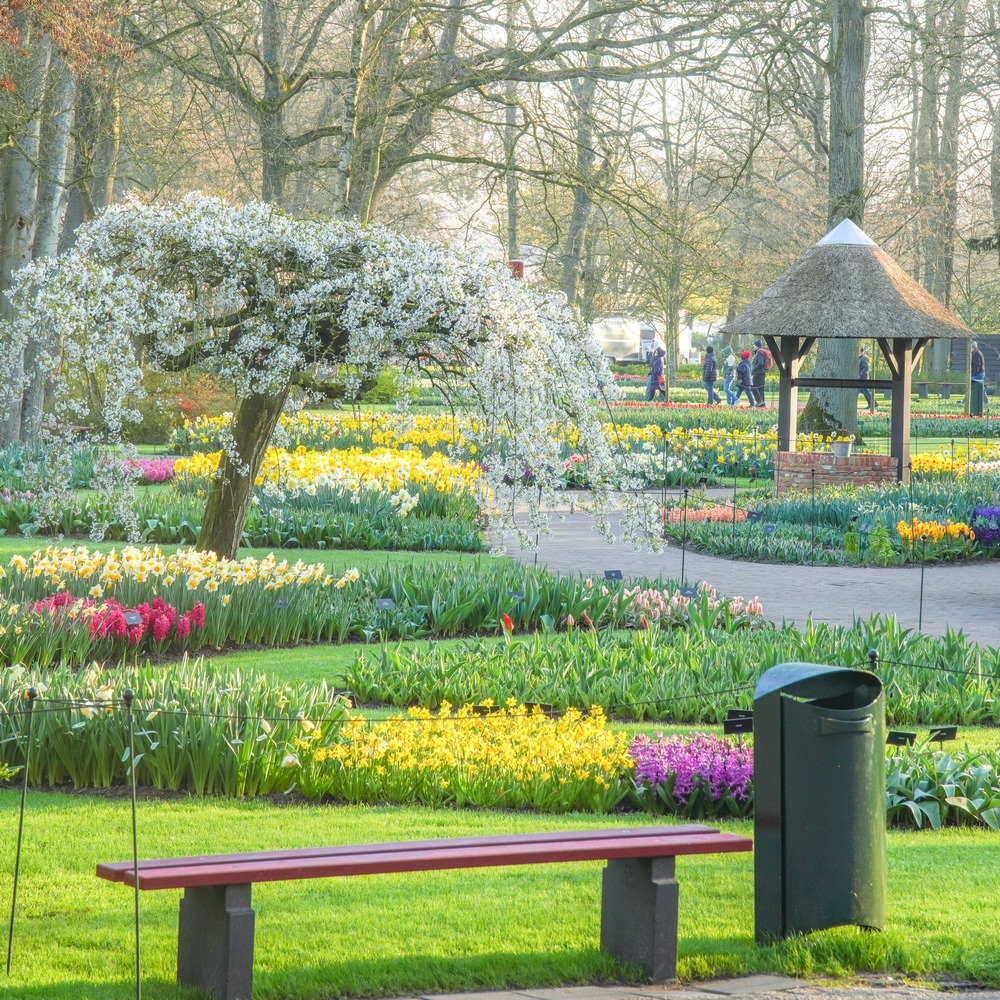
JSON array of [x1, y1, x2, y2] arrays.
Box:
[[590, 316, 664, 362]]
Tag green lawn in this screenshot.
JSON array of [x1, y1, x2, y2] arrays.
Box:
[[1, 791, 999, 999], [5, 520, 1000, 994]]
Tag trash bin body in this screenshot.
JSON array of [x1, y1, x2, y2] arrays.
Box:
[[970, 380, 984, 416], [754, 663, 886, 942]]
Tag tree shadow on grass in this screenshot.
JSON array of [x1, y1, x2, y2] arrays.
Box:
[[254, 948, 637, 1000]]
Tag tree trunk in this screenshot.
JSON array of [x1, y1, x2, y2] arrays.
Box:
[[932, 0, 969, 374], [560, 66, 598, 305], [800, 0, 867, 438], [0, 27, 51, 445], [196, 388, 289, 560], [60, 77, 122, 250], [260, 0, 288, 205], [346, 0, 412, 221], [504, 60, 519, 260], [993, 100, 1000, 266], [20, 61, 76, 442]]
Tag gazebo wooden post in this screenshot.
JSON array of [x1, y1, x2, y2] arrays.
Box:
[[772, 335, 800, 452], [886, 338, 912, 484], [766, 335, 814, 454], [878, 336, 930, 484]]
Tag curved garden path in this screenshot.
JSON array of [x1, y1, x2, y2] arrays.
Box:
[[500, 507, 1000, 647]]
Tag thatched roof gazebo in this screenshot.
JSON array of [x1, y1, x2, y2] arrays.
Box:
[[726, 219, 974, 483]]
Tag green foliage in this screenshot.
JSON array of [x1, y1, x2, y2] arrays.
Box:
[[0, 657, 350, 795], [342, 615, 1000, 726], [887, 745, 1000, 830], [667, 475, 1000, 565], [0, 485, 486, 553], [0, 443, 96, 492], [361, 367, 406, 404]]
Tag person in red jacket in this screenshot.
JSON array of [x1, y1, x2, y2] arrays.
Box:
[[733, 351, 753, 406]]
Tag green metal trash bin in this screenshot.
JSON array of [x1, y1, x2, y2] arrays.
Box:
[[754, 662, 885, 942], [970, 380, 984, 416]]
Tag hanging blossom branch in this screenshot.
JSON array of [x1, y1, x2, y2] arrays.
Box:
[[0, 192, 661, 551]]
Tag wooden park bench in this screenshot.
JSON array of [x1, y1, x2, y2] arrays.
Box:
[[913, 381, 968, 399], [97, 823, 752, 1000]]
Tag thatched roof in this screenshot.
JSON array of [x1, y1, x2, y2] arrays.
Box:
[[727, 220, 973, 341]]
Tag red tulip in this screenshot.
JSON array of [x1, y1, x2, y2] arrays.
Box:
[[502, 613, 514, 632]]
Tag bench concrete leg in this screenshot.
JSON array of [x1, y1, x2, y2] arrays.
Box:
[[177, 883, 255, 1000], [600, 856, 678, 981]]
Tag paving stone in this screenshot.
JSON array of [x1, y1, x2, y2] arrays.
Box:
[[497, 507, 1000, 646], [517, 988, 658, 1000], [420, 993, 527, 1000], [694, 977, 803, 996]]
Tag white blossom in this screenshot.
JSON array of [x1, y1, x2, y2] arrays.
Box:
[[1, 193, 658, 549]]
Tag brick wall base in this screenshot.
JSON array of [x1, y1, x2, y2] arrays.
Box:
[[774, 451, 898, 493]]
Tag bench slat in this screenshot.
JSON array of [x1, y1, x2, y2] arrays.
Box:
[[116, 832, 752, 890], [95, 823, 719, 882]]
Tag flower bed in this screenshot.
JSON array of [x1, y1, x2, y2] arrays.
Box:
[[21, 592, 206, 664], [972, 506, 1000, 546], [0, 545, 361, 660], [629, 733, 753, 819], [661, 476, 1000, 565], [174, 446, 483, 504], [293, 703, 631, 811], [896, 516, 976, 557], [0, 658, 350, 795], [168, 411, 487, 456], [665, 505, 747, 524], [125, 457, 176, 484], [343, 613, 1000, 726]]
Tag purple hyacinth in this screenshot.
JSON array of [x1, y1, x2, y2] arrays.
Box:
[[629, 733, 753, 804], [972, 506, 1000, 547]]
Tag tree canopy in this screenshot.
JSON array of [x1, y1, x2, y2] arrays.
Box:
[[2, 193, 652, 557]]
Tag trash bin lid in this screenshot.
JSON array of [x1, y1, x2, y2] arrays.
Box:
[[754, 661, 881, 703]]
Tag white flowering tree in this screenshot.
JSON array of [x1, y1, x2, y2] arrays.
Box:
[[2, 193, 654, 560]]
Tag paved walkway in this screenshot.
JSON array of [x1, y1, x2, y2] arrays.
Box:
[[501, 507, 1000, 647], [413, 977, 1000, 1000]]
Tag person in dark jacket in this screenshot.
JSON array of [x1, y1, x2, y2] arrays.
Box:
[[858, 346, 875, 411], [645, 336, 666, 401], [751, 339, 768, 408], [971, 341, 989, 407], [702, 345, 722, 404], [733, 350, 753, 406]]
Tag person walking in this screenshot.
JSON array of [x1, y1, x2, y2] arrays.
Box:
[[644, 333, 666, 401], [702, 345, 722, 404], [858, 346, 876, 412], [722, 350, 737, 404], [733, 350, 753, 406], [971, 341, 989, 408], [751, 339, 768, 408]]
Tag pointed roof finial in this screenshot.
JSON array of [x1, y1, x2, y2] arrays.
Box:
[[816, 219, 877, 247]]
